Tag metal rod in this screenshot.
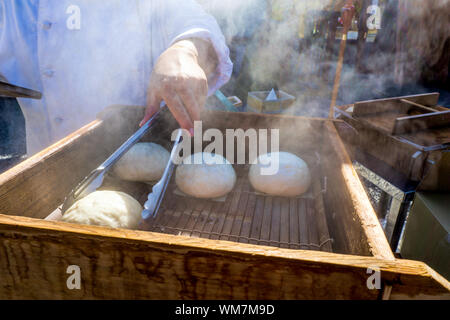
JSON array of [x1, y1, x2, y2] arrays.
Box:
[[329, 1, 355, 117]]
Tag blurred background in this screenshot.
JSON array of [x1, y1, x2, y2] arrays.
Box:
[[201, 0, 450, 112]]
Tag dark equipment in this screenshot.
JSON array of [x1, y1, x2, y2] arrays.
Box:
[[334, 93, 450, 252], [0, 81, 42, 172]]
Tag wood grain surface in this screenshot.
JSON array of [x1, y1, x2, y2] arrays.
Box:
[[0, 105, 448, 299], [0, 214, 448, 299]]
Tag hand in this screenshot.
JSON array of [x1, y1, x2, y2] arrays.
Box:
[[140, 39, 213, 134]]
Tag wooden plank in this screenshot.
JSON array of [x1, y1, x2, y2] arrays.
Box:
[[0, 120, 110, 219], [279, 198, 290, 248], [259, 197, 273, 246], [0, 214, 448, 299], [219, 181, 242, 241], [354, 100, 407, 118], [356, 111, 400, 134], [325, 124, 379, 254], [191, 201, 214, 238], [179, 197, 207, 236], [393, 110, 450, 135], [176, 199, 195, 237], [147, 209, 173, 233], [289, 198, 299, 249], [209, 195, 231, 240], [400, 127, 450, 147], [193, 199, 206, 212], [239, 193, 256, 244], [154, 190, 183, 234], [352, 105, 446, 136], [269, 197, 281, 247], [353, 93, 440, 118], [199, 201, 221, 238], [298, 199, 309, 250], [313, 179, 333, 252], [167, 198, 190, 235], [306, 199, 320, 250], [229, 181, 249, 242], [249, 196, 265, 245], [396, 93, 440, 106], [400, 99, 438, 113], [225, 177, 246, 218], [182, 205, 202, 237], [326, 122, 394, 260]]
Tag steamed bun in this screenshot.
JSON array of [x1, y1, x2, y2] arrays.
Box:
[[175, 152, 236, 198], [249, 152, 311, 197], [62, 190, 142, 229], [113, 142, 169, 182]]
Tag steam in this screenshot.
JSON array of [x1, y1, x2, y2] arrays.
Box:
[[199, 0, 450, 117], [197, 0, 267, 44], [395, 0, 450, 86]]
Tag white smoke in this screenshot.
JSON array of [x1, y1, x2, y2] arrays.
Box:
[[199, 0, 450, 116]]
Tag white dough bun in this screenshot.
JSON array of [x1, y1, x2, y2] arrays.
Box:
[[113, 142, 170, 182], [62, 190, 143, 229], [175, 152, 236, 199], [249, 152, 311, 197]]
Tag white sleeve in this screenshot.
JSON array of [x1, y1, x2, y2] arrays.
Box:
[[160, 0, 233, 96]]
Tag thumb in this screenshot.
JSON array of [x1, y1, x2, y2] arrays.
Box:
[[140, 92, 161, 127]]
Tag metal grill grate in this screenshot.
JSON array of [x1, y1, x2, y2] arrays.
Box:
[[143, 164, 333, 252]]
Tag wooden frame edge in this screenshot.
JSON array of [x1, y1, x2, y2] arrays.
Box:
[[325, 121, 395, 260]]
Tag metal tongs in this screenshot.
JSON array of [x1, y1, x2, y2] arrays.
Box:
[[61, 109, 163, 213], [0, 80, 42, 99], [141, 128, 183, 220]]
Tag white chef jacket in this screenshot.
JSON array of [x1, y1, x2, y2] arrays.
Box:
[[0, 0, 232, 155]]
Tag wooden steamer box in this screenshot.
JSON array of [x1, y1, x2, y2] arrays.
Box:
[[333, 93, 450, 187], [247, 90, 295, 113], [0, 105, 448, 299]]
